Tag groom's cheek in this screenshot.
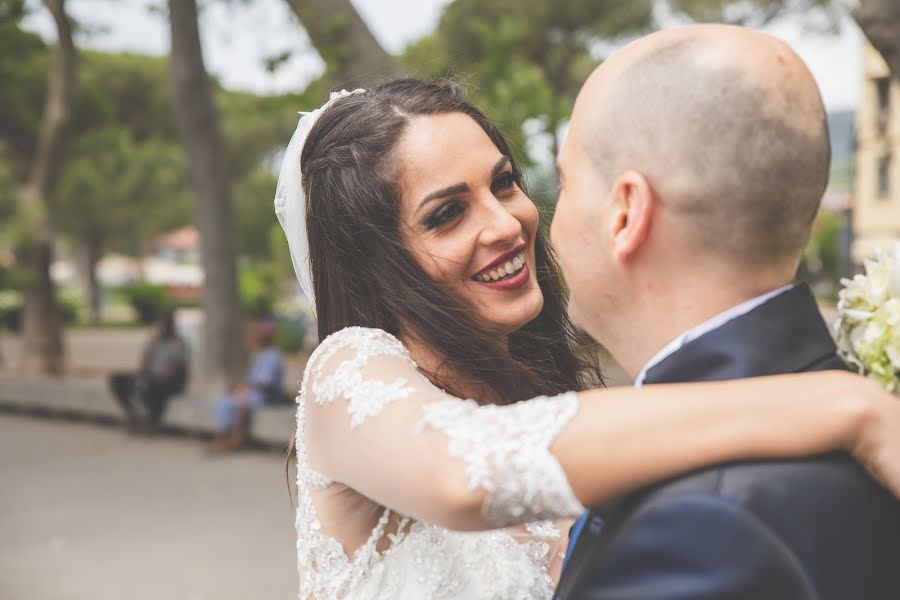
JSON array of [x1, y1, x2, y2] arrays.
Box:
[[566, 295, 586, 331], [549, 211, 563, 250], [550, 211, 576, 273]]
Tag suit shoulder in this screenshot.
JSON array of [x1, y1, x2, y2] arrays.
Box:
[[584, 491, 819, 599], [638, 453, 884, 510], [630, 454, 900, 568]]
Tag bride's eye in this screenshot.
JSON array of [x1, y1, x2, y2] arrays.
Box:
[[491, 169, 522, 195], [423, 200, 465, 230]]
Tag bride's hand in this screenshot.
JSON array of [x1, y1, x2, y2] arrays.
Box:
[[848, 379, 900, 498]]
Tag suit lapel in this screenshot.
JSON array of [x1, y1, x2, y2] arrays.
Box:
[[556, 283, 843, 598], [643, 284, 837, 384], [554, 497, 635, 599]]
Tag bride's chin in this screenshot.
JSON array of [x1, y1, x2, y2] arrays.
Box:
[[486, 295, 545, 336]]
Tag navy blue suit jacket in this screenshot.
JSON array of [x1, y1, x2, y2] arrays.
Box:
[[554, 284, 900, 599]]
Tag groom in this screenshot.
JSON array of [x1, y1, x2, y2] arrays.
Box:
[[550, 25, 900, 599]]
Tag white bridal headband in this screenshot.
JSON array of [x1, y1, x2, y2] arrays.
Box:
[[273, 89, 366, 317]]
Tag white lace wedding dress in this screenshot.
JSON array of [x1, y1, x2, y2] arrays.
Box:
[[294, 327, 587, 599]]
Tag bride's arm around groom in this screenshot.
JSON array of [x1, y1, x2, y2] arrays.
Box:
[[302, 326, 900, 533]]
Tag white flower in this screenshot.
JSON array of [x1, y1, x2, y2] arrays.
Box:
[[863, 258, 890, 306], [890, 243, 900, 297], [886, 338, 900, 371], [836, 241, 900, 393]]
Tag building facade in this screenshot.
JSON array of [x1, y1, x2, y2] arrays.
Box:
[[853, 41, 900, 263]]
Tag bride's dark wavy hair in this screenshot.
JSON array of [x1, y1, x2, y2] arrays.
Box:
[[299, 79, 604, 403], [283, 80, 604, 498]]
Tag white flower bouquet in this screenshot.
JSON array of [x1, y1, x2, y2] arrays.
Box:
[[835, 243, 900, 392]]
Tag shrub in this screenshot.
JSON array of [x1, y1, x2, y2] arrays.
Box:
[[121, 283, 173, 325], [274, 316, 306, 354], [56, 287, 84, 325], [239, 261, 280, 319], [0, 290, 21, 332]]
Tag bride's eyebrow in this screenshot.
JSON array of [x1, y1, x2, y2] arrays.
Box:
[[416, 183, 469, 215], [415, 156, 512, 215]]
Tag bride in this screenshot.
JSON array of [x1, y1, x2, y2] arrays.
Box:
[[275, 80, 900, 599]]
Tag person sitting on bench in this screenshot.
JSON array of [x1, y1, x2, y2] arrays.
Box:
[[109, 310, 189, 433], [209, 320, 284, 452]]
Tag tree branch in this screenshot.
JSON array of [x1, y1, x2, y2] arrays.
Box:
[[284, 0, 402, 88], [853, 0, 900, 81]]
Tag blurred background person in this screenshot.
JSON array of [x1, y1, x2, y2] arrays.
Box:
[[108, 309, 189, 433], [209, 320, 285, 452]]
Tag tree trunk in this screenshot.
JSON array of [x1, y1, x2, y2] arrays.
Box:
[[284, 0, 403, 88], [168, 0, 245, 391], [854, 0, 900, 81], [83, 236, 102, 325], [18, 0, 75, 376]]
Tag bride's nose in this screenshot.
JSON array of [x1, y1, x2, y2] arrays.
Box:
[[477, 195, 521, 247]]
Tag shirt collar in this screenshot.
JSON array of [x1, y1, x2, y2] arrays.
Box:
[[633, 284, 794, 388]]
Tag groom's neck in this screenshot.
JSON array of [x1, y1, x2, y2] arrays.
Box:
[[608, 276, 790, 381]]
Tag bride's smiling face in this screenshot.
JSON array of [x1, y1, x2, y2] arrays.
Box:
[[396, 112, 543, 335]]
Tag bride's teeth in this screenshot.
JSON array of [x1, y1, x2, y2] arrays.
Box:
[[475, 252, 527, 283]]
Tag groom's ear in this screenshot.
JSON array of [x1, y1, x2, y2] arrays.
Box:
[[608, 170, 655, 263]]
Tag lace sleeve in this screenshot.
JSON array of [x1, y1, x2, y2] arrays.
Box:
[[301, 327, 585, 531]]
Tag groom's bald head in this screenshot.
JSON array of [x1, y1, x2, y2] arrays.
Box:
[[571, 25, 830, 268]]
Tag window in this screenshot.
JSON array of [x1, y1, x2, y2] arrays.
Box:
[[878, 153, 892, 199], [876, 77, 891, 130]]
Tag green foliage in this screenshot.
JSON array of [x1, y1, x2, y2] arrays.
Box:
[[404, 0, 654, 165], [234, 166, 279, 259], [0, 289, 21, 331], [828, 158, 852, 195], [668, 0, 835, 27], [267, 221, 295, 282], [0, 256, 27, 290], [0, 285, 80, 331], [0, 35, 177, 175], [73, 50, 178, 143], [56, 286, 85, 325], [0, 20, 47, 177], [218, 89, 305, 185], [0, 0, 27, 22], [274, 316, 306, 354], [239, 259, 282, 318], [797, 209, 843, 299], [0, 145, 18, 222], [1, 20, 304, 260], [52, 126, 191, 255], [121, 283, 173, 325]]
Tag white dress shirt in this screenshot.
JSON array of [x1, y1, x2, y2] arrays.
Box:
[[633, 285, 794, 388]]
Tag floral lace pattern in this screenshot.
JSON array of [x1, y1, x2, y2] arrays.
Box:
[[294, 328, 410, 599], [420, 394, 583, 527], [350, 522, 561, 599], [305, 327, 416, 427], [294, 327, 583, 599]]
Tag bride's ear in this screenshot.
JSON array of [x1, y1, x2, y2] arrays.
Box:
[[608, 170, 655, 264]]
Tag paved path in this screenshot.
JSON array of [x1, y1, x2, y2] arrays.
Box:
[[0, 414, 297, 600], [0, 327, 302, 446], [0, 327, 309, 387], [0, 374, 297, 447]]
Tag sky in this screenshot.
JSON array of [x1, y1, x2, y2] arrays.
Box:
[[22, 0, 863, 112]]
